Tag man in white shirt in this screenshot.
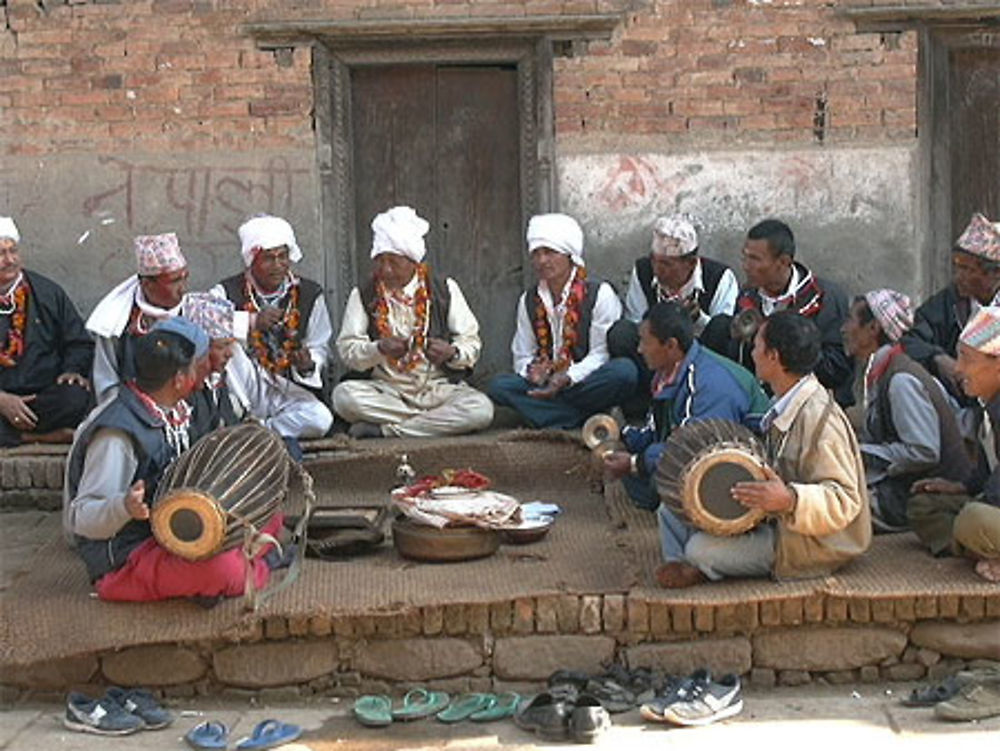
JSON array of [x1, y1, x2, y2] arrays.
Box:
[[332, 206, 493, 438], [488, 213, 637, 429]]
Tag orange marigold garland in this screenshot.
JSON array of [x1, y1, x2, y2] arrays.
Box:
[[532, 266, 587, 373], [0, 280, 29, 369], [244, 274, 302, 375], [373, 263, 432, 372]]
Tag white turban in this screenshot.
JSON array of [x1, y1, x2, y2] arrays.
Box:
[[527, 213, 585, 267], [371, 206, 429, 263], [0, 217, 19, 244], [238, 215, 302, 267]]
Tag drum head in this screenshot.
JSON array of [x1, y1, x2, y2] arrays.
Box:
[[151, 489, 227, 561], [684, 449, 767, 536]]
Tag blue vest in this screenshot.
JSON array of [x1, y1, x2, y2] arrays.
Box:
[[66, 386, 176, 582]]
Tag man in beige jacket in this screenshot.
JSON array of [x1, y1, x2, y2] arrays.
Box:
[[657, 310, 871, 587]]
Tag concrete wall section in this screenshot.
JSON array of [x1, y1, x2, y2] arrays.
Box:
[[558, 145, 921, 300], [1, 150, 321, 315]]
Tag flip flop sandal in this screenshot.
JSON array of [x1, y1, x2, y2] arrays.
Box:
[[470, 692, 520, 722], [391, 688, 451, 721], [354, 695, 393, 727], [184, 721, 229, 750], [436, 693, 495, 723], [901, 676, 965, 707], [235, 719, 302, 751]]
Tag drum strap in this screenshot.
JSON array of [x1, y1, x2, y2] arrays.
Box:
[[767, 391, 835, 470], [240, 462, 316, 612]]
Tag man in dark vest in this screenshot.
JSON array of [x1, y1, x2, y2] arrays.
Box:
[[333, 206, 493, 438], [902, 213, 1000, 403], [0, 217, 93, 447], [842, 289, 972, 533], [488, 213, 637, 429], [63, 318, 283, 601], [212, 214, 333, 457], [702, 218, 853, 405], [608, 214, 738, 377]]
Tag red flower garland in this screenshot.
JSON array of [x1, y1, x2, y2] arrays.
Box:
[[532, 266, 587, 373], [0, 280, 29, 369], [373, 263, 431, 373], [243, 274, 301, 375]]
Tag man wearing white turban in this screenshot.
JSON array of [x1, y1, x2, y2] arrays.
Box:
[[0, 217, 94, 447], [212, 215, 333, 457], [332, 206, 493, 438], [488, 213, 637, 429]]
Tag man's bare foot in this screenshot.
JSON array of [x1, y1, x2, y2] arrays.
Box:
[[655, 561, 707, 589], [348, 421, 384, 440], [974, 558, 1000, 583]]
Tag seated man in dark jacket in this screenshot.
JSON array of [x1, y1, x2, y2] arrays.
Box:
[[902, 213, 1000, 403], [702, 219, 853, 404], [842, 289, 972, 532], [0, 217, 93, 447], [603, 302, 768, 510]]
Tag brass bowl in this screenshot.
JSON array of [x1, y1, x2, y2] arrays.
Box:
[[391, 518, 500, 562]]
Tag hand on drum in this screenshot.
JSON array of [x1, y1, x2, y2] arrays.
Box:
[[602, 451, 633, 479], [730, 465, 795, 514], [124, 480, 149, 520], [910, 477, 966, 495]]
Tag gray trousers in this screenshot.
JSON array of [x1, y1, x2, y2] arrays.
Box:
[[657, 505, 776, 581]]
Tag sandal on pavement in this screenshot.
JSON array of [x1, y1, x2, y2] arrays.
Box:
[[568, 694, 611, 743], [470, 692, 520, 722], [901, 676, 966, 707], [354, 695, 393, 727], [235, 719, 302, 750], [184, 721, 229, 750], [436, 693, 495, 723], [391, 688, 451, 721]]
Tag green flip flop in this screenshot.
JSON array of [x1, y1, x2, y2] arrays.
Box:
[[392, 688, 451, 721], [470, 691, 521, 722], [436, 693, 496, 723], [353, 695, 393, 727]]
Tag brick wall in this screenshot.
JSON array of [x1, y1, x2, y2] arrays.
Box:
[[0, 0, 946, 156]]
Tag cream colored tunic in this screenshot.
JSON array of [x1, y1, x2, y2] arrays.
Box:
[[333, 274, 493, 437]]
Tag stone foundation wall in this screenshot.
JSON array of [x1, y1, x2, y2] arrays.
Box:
[[4, 594, 998, 700]]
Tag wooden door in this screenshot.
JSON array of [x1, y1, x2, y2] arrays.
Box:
[[948, 47, 1000, 234], [350, 63, 524, 380]]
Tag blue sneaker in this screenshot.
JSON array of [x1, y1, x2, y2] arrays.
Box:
[[661, 673, 743, 726], [63, 692, 144, 736], [105, 686, 174, 729]]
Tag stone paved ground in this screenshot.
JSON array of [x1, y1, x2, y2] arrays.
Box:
[[1, 684, 998, 751]]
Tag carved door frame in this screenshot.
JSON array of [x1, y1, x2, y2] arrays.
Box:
[[312, 39, 556, 325], [921, 25, 1000, 292]]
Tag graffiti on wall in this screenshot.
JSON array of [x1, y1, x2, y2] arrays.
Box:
[[81, 156, 310, 267]]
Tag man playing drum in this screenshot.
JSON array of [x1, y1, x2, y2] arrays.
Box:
[[603, 301, 768, 511], [64, 318, 283, 602], [656, 311, 870, 588]]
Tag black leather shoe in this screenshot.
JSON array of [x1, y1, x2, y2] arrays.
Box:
[[514, 691, 570, 741], [569, 694, 611, 743]]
